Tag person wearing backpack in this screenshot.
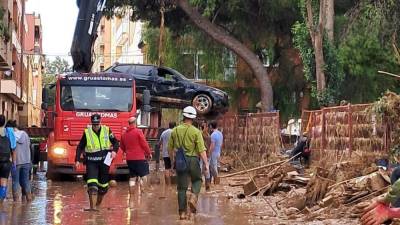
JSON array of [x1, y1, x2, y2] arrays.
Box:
[[0, 115, 16, 204], [8, 120, 33, 202], [168, 106, 209, 220]]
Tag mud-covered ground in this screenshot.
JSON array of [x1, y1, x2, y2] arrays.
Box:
[[0, 169, 362, 225]]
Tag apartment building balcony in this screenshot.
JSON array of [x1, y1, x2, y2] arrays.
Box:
[[116, 22, 128, 45], [0, 40, 12, 71], [0, 79, 25, 103], [98, 55, 104, 64], [11, 27, 21, 53]]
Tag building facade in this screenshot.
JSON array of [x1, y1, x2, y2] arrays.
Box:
[[92, 12, 143, 72], [20, 12, 43, 127], [0, 0, 27, 124], [0, 0, 43, 127]]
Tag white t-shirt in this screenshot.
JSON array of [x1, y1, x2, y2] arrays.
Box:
[[159, 128, 173, 158]]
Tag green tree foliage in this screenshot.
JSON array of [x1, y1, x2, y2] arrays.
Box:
[[142, 25, 228, 80], [106, 0, 302, 115], [337, 0, 400, 103], [293, 0, 400, 106], [292, 0, 345, 107], [43, 57, 71, 106], [45, 57, 71, 75]]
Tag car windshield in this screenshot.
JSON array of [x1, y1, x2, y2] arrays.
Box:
[[60, 85, 133, 112]]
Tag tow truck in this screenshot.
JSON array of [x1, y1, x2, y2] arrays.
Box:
[[36, 0, 227, 179]]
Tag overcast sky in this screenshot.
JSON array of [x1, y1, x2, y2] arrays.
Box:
[[26, 0, 79, 64]]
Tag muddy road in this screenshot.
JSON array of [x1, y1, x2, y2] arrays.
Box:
[[0, 172, 255, 225], [0, 171, 361, 225]]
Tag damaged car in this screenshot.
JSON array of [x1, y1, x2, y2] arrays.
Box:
[[105, 63, 229, 115]]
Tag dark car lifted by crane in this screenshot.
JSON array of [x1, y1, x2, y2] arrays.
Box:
[[105, 63, 229, 115]]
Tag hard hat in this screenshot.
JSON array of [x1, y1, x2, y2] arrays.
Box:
[[91, 114, 101, 125], [182, 106, 197, 119]]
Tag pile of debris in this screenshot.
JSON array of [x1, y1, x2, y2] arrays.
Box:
[[222, 156, 310, 198], [222, 158, 391, 223]]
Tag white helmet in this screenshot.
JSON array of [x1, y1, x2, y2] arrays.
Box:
[[182, 106, 197, 119]]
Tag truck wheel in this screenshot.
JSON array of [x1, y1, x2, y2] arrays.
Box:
[[192, 94, 212, 115], [46, 162, 59, 181]]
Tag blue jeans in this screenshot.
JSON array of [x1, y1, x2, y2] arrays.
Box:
[[11, 163, 32, 196], [201, 154, 219, 181], [209, 154, 219, 179]]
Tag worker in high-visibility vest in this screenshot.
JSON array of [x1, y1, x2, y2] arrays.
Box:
[[75, 114, 119, 211]]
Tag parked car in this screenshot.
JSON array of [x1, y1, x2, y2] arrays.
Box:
[[105, 63, 229, 115]]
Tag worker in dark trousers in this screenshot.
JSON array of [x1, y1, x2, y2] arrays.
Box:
[[290, 132, 311, 167], [75, 114, 119, 211]]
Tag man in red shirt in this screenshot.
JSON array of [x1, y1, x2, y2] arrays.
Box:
[[120, 117, 152, 197]]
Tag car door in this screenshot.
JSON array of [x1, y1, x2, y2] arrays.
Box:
[[152, 68, 186, 99], [133, 65, 156, 93]]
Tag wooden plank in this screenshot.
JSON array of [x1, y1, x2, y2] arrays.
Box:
[[220, 159, 287, 178]]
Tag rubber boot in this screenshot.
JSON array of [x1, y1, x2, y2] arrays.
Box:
[[188, 193, 198, 213], [96, 194, 104, 209], [88, 193, 98, 211]]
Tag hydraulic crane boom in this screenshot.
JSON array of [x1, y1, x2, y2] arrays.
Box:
[[70, 0, 106, 72]]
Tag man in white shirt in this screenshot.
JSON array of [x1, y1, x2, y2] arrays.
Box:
[[159, 122, 176, 185]]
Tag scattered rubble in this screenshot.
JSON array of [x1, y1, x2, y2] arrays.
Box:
[[218, 154, 392, 224]]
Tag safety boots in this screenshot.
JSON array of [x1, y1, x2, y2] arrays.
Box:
[[88, 193, 98, 211], [96, 194, 104, 208]]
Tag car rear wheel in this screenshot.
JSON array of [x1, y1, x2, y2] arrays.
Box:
[[192, 94, 212, 115]]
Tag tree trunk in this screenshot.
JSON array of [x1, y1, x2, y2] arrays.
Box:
[[314, 32, 326, 92], [177, 0, 273, 111], [305, 0, 327, 94], [325, 0, 335, 43]]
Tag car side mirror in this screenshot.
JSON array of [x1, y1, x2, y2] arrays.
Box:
[[42, 87, 48, 110]]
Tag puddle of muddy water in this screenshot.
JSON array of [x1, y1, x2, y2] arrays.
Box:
[[0, 171, 362, 225]]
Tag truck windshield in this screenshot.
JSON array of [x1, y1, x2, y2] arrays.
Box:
[[60, 85, 133, 112]]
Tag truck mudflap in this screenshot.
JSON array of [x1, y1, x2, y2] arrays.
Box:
[[49, 163, 129, 175]]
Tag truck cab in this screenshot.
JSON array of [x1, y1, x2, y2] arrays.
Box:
[[44, 72, 140, 178]]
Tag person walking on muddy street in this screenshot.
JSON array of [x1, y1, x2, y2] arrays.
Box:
[[159, 121, 176, 185], [0, 115, 16, 204], [75, 114, 119, 211], [168, 106, 209, 220], [9, 120, 33, 202], [121, 116, 152, 198], [207, 121, 223, 187]]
